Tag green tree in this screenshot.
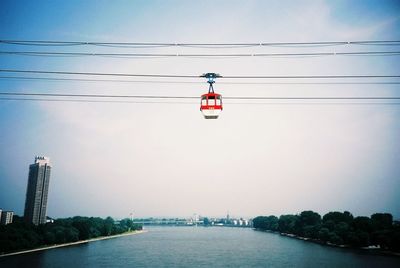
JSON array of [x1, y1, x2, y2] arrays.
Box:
[[0, 215, 141, 254], [353, 216, 372, 233], [278, 215, 298, 234], [72, 217, 91, 240], [347, 231, 370, 247], [328, 232, 343, 245], [371, 213, 393, 231], [65, 227, 79, 242], [102, 217, 114, 235], [318, 227, 330, 242], [370, 213, 393, 249], [54, 226, 66, 244], [334, 221, 350, 244], [296, 211, 321, 238], [388, 224, 400, 252], [253, 216, 279, 231], [323, 211, 353, 226], [44, 231, 56, 245]]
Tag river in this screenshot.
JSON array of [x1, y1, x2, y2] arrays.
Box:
[[1, 226, 399, 267]]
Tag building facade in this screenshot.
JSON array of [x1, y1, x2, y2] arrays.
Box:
[[0, 210, 14, 225], [24, 156, 52, 225]]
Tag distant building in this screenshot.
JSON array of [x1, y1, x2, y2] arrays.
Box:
[[0, 210, 14, 225], [24, 156, 52, 225], [45, 216, 55, 223]]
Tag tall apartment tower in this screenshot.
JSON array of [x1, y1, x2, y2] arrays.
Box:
[[0, 210, 14, 225], [24, 156, 52, 225]]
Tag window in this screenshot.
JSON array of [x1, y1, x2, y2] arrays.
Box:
[[201, 96, 207, 106], [216, 97, 221, 106], [208, 96, 216, 106]]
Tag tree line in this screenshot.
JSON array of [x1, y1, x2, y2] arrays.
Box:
[[0, 215, 142, 254], [253, 211, 400, 252]]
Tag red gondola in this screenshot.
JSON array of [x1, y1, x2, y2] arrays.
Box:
[[200, 73, 223, 119]]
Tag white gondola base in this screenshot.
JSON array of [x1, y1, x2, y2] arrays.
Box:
[[201, 108, 221, 119]]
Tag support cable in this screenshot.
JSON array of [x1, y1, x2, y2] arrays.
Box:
[[1, 76, 400, 85], [0, 92, 399, 100], [0, 69, 399, 79], [1, 40, 400, 48], [1, 97, 399, 106], [1, 50, 400, 58]]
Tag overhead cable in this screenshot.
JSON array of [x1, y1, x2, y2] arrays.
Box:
[[1, 92, 399, 100], [0, 69, 399, 79], [0, 69, 198, 78], [1, 39, 400, 48], [1, 97, 400, 106], [1, 75, 400, 84], [1, 50, 400, 58]]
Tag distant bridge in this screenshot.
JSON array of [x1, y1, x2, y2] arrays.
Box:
[[132, 219, 195, 225]]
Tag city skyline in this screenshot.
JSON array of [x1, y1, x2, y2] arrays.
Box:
[[0, 0, 399, 219]]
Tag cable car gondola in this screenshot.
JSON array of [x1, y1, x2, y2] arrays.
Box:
[[200, 73, 223, 119]]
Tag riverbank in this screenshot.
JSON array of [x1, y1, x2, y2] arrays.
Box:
[[0, 229, 147, 258], [255, 229, 400, 257]]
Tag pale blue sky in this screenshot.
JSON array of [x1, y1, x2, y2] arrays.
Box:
[[0, 0, 399, 219]]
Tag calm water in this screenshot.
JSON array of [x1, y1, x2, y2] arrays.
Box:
[[1, 226, 399, 267]]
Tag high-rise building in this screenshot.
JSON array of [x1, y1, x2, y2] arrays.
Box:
[[0, 210, 14, 225], [24, 156, 52, 225]]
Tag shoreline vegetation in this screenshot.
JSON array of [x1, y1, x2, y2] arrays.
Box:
[[257, 229, 400, 257], [253, 211, 400, 257], [0, 216, 143, 256], [0, 229, 147, 258]]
